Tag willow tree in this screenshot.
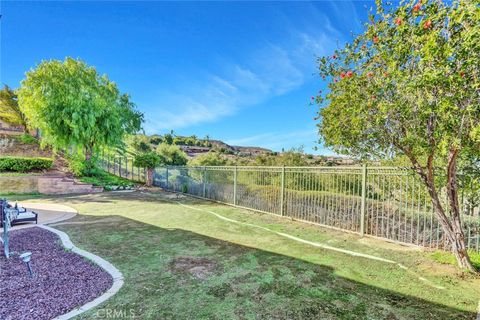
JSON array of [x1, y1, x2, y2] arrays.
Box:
[[315, 0, 479, 271], [0, 85, 28, 129], [18, 58, 143, 162]]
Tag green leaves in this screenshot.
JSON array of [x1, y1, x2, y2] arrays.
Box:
[[17, 58, 144, 159], [0, 85, 28, 128], [316, 0, 480, 165], [155, 143, 188, 166], [134, 152, 162, 169]]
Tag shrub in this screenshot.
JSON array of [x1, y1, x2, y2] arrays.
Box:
[[66, 153, 101, 177], [19, 134, 39, 145], [156, 143, 187, 166], [134, 152, 161, 169], [0, 157, 53, 172], [79, 170, 134, 190], [188, 152, 230, 166]]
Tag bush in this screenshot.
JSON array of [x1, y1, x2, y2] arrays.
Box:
[[19, 134, 39, 145], [79, 170, 134, 190], [0, 157, 53, 172], [66, 153, 101, 176], [134, 152, 161, 169], [156, 144, 188, 165], [188, 152, 230, 166]]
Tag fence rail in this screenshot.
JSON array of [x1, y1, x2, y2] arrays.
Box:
[[102, 159, 480, 252], [100, 155, 147, 183]]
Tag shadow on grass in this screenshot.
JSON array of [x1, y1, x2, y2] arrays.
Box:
[[50, 212, 475, 320]]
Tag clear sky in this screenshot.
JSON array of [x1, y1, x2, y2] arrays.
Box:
[[1, 1, 370, 154]]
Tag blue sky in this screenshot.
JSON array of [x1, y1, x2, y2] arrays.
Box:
[[1, 1, 370, 154]]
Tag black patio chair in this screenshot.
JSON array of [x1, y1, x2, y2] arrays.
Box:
[[0, 199, 38, 227]]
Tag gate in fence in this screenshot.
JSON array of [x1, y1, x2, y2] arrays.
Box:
[[151, 165, 480, 252]]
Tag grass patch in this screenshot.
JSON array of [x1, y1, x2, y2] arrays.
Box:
[[79, 170, 135, 190], [0, 172, 41, 177], [15, 191, 480, 319], [0, 192, 43, 199], [430, 250, 480, 270]]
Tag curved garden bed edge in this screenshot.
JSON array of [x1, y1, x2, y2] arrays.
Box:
[[38, 225, 124, 320]]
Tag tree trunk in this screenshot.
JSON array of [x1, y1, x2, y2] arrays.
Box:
[[445, 149, 475, 271], [85, 144, 94, 162], [85, 149, 92, 161], [449, 225, 474, 270], [146, 168, 154, 186], [399, 140, 476, 271], [410, 162, 475, 271]]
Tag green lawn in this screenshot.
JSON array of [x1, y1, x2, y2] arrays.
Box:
[[5, 191, 480, 319]]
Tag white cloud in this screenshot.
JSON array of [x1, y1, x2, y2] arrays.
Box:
[[144, 14, 341, 133]]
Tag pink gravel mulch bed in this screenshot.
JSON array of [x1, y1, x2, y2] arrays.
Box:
[[0, 227, 113, 320]]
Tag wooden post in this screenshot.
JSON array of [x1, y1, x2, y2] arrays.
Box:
[[360, 164, 368, 236]]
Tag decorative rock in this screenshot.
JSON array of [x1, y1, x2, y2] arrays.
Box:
[[0, 227, 113, 320]]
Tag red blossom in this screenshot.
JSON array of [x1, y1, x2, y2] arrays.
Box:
[[332, 54, 337, 59], [340, 72, 346, 79], [423, 20, 432, 29], [373, 36, 379, 44], [346, 71, 353, 78], [413, 3, 421, 12], [395, 18, 402, 26], [367, 72, 373, 77]]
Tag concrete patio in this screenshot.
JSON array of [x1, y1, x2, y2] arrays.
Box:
[[11, 202, 77, 230]]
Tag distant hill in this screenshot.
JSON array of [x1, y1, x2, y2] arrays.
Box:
[[176, 138, 273, 157], [128, 133, 359, 166]]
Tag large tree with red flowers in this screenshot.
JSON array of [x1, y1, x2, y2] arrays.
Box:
[[315, 0, 479, 271]]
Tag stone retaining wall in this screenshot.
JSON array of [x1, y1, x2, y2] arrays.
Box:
[[0, 175, 40, 194], [0, 175, 103, 195], [0, 135, 52, 158]]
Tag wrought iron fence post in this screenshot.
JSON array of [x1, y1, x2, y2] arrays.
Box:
[[131, 158, 134, 180], [233, 166, 237, 206], [166, 167, 169, 190], [203, 166, 207, 198], [120, 157, 123, 177], [360, 163, 368, 236], [280, 166, 285, 216]]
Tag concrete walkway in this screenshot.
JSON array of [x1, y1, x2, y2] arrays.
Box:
[[11, 202, 77, 230]]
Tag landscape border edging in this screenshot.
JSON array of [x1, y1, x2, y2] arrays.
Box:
[[38, 225, 124, 320]]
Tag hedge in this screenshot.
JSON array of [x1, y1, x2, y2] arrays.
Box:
[[0, 157, 53, 172]]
